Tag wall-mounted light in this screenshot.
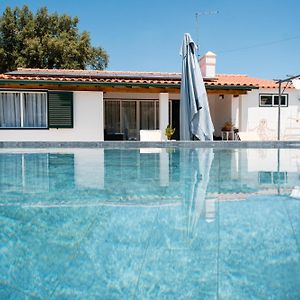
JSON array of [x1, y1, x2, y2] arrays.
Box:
[[219, 94, 224, 100]]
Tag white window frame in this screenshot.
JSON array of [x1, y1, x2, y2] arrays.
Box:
[[0, 91, 48, 128], [259, 93, 288, 107]]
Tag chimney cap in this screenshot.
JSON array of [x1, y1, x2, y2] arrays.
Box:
[[199, 51, 217, 79], [204, 51, 216, 57]]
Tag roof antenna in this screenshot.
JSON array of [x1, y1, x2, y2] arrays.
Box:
[[195, 10, 219, 57]]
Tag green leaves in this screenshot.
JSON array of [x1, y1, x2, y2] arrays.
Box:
[[0, 5, 109, 72]]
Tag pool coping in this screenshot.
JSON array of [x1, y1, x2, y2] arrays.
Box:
[[0, 141, 299, 149]]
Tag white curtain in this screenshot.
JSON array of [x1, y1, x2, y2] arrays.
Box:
[[0, 93, 21, 127], [23, 93, 47, 127]]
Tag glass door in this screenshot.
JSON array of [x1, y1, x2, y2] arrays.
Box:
[[140, 101, 155, 130], [121, 101, 137, 140]]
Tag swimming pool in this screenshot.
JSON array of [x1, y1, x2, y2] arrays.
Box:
[[0, 147, 299, 299]]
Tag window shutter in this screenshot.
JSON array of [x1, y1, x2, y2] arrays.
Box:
[[48, 92, 73, 128]]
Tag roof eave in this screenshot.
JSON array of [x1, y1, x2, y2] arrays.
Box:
[[206, 85, 259, 90], [0, 79, 180, 89]]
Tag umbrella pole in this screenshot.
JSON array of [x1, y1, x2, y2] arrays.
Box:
[[277, 81, 282, 141], [276, 74, 300, 141]]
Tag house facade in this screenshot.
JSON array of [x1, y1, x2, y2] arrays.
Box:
[[0, 52, 299, 141]]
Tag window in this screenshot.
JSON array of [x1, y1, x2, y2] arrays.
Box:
[[258, 171, 287, 184], [0, 91, 47, 128], [259, 94, 288, 107]]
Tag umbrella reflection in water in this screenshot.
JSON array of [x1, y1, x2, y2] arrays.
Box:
[[182, 148, 214, 239]]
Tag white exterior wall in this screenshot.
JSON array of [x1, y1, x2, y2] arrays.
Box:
[[208, 94, 232, 137], [208, 88, 300, 140], [239, 89, 300, 140], [231, 96, 240, 129], [159, 93, 169, 140], [0, 91, 104, 142]]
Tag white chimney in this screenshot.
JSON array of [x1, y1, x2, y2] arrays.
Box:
[[199, 51, 216, 78]]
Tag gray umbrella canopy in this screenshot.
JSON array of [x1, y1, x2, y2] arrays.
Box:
[[180, 33, 214, 140]]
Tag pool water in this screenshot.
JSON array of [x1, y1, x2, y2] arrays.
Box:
[[0, 148, 300, 299]]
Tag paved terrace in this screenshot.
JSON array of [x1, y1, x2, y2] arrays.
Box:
[[0, 141, 299, 149]]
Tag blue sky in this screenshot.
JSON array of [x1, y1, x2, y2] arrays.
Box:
[[1, 0, 300, 79]]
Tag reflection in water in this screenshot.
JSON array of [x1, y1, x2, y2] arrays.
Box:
[[0, 153, 75, 193], [0, 148, 299, 212], [0, 148, 300, 299], [182, 148, 214, 238]]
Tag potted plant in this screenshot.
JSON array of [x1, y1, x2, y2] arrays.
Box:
[[165, 125, 175, 140], [222, 121, 235, 131]]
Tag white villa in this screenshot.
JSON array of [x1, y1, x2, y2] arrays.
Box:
[[0, 52, 299, 141]]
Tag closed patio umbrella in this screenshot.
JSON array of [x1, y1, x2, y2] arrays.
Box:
[[180, 33, 214, 140]]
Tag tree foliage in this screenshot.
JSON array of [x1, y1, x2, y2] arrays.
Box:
[[0, 6, 109, 72]]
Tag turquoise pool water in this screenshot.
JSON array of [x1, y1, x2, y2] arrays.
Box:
[[0, 147, 300, 299]]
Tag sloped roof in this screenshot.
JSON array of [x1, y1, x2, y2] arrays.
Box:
[[1, 69, 181, 86], [0, 68, 290, 90], [214, 74, 283, 89]]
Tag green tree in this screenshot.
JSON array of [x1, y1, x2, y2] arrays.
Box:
[[0, 6, 109, 72]]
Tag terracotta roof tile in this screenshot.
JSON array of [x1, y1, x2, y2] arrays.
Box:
[[213, 74, 282, 89], [0, 68, 293, 89]]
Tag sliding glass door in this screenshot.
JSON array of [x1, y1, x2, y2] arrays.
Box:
[[104, 99, 160, 140], [105, 100, 120, 133], [140, 101, 155, 130], [121, 101, 137, 140]]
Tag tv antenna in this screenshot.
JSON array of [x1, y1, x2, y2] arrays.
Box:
[[195, 10, 219, 56]]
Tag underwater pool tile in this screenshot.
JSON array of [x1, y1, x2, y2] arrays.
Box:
[[0, 206, 102, 298], [52, 245, 145, 300], [135, 249, 217, 300], [82, 206, 160, 249], [0, 283, 41, 300], [218, 197, 300, 299], [285, 198, 300, 250], [148, 206, 219, 254]]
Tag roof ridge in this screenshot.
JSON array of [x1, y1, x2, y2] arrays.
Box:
[[15, 68, 180, 75], [217, 74, 248, 77]]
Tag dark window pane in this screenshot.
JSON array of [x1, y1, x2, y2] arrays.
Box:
[[105, 100, 120, 133], [273, 171, 287, 184], [260, 95, 272, 106], [258, 171, 272, 184], [156, 101, 159, 129], [274, 95, 287, 106], [122, 101, 137, 140], [140, 101, 155, 130]]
